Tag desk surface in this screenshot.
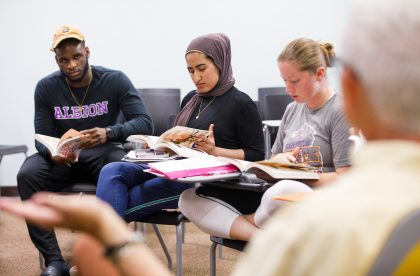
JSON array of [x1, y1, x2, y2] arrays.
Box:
[[145, 169, 270, 191], [262, 120, 281, 127], [176, 172, 272, 192]]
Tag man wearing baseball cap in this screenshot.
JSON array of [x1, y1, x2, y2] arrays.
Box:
[[17, 25, 153, 276], [51, 25, 85, 50]]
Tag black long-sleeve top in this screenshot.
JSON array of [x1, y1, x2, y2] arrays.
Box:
[[34, 65, 153, 159], [182, 86, 264, 162]]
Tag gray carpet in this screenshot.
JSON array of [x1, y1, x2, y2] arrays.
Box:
[[0, 201, 240, 276]]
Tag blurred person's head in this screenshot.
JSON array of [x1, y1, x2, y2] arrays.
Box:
[[341, 0, 420, 140]]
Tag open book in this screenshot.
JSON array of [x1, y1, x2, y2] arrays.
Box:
[[215, 155, 320, 180], [34, 129, 84, 161], [126, 126, 209, 158]]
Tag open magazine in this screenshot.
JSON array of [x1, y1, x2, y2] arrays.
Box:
[[126, 126, 209, 159], [215, 155, 320, 180], [34, 129, 84, 161]]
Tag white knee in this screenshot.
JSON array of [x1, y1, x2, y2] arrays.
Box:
[[178, 187, 198, 218], [254, 180, 312, 227], [179, 187, 240, 238]]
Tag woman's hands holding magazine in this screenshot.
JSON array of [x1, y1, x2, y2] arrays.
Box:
[[193, 124, 216, 155]]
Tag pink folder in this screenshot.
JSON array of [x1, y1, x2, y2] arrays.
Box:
[[148, 157, 239, 179]]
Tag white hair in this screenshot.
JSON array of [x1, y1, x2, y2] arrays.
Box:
[[342, 0, 420, 134]]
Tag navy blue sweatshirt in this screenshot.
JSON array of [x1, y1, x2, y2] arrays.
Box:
[[34, 65, 153, 158]]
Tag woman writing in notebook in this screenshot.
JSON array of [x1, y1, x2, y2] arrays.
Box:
[[179, 38, 353, 241], [95, 33, 265, 221]]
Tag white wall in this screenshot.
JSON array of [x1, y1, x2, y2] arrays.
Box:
[[0, 0, 349, 186]]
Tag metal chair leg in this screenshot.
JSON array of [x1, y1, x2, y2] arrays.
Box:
[[181, 221, 186, 244], [218, 244, 223, 259], [152, 224, 172, 270], [263, 125, 271, 159], [133, 222, 146, 237], [142, 222, 146, 236], [132, 221, 139, 231], [176, 223, 183, 276], [210, 241, 217, 276]]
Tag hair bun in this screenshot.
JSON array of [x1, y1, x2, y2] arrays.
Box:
[[320, 42, 336, 67]]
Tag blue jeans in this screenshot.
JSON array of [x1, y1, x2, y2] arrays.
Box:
[[96, 162, 194, 222]]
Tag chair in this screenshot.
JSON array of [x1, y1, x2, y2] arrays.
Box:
[[204, 173, 270, 276], [258, 87, 289, 157], [210, 236, 247, 276], [368, 209, 420, 276], [264, 94, 292, 121], [134, 211, 188, 276], [0, 145, 28, 195], [137, 88, 181, 136], [257, 87, 287, 121], [263, 94, 293, 156], [0, 145, 28, 164]]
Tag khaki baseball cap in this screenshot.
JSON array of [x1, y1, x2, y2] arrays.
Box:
[[51, 25, 85, 51]]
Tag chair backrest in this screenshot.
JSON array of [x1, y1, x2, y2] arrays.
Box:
[[137, 88, 181, 136], [253, 100, 260, 116], [258, 87, 287, 120], [0, 145, 28, 164], [59, 182, 97, 194], [210, 236, 247, 251], [368, 209, 420, 276], [264, 94, 293, 121]]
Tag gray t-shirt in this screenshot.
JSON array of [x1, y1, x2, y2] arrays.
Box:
[[271, 94, 352, 173]]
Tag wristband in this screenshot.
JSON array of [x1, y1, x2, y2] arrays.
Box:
[[105, 127, 116, 140], [104, 232, 143, 263]]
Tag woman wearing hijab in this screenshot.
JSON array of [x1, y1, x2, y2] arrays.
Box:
[[95, 33, 265, 222]]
